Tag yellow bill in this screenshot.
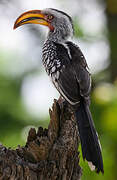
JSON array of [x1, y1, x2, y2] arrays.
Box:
[[13, 10, 52, 30]]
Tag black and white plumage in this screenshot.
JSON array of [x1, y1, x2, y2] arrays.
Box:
[[14, 8, 104, 173], [42, 40, 90, 105]]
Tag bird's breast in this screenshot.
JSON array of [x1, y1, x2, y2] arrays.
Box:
[[42, 43, 62, 76]]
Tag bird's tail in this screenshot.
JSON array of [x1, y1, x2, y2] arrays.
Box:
[[75, 100, 104, 173]]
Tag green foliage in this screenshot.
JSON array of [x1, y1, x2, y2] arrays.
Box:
[[0, 51, 49, 148], [73, 18, 84, 38]]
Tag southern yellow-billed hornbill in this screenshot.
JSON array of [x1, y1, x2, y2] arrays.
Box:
[[14, 8, 104, 173]]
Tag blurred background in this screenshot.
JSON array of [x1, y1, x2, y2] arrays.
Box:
[[0, 0, 117, 179]]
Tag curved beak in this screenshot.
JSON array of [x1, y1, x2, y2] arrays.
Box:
[[13, 10, 54, 31]]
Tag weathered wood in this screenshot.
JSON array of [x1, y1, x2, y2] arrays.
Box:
[[0, 98, 82, 180]]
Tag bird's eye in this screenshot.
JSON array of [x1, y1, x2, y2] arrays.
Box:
[[48, 15, 54, 20]]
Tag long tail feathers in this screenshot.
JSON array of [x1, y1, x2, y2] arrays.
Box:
[[75, 101, 104, 173]]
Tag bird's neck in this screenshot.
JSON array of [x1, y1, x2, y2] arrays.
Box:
[[46, 29, 68, 43]]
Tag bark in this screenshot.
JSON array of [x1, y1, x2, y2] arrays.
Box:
[[0, 98, 82, 180]]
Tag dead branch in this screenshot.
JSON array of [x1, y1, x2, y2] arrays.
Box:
[[0, 98, 82, 180]]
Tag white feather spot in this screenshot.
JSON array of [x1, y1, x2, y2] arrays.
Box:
[[46, 58, 50, 65], [62, 43, 72, 59], [88, 161, 96, 171], [51, 66, 56, 73], [56, 71, 60, 79], [96, 132, 102, 151]]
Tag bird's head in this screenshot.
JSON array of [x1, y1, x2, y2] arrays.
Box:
[[14, 8, 74, 41]]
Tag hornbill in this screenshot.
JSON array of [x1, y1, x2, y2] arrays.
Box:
[[14, 8, 104, 173]]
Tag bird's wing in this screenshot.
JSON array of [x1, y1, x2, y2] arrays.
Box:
[[52, 41, 91, 105], [66, 41, 91, 102]]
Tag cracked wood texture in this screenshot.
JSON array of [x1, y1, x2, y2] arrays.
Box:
[[0, 98, 82, 180]]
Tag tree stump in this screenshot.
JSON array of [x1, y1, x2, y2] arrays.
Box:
[[0, 98, 82, 180]]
